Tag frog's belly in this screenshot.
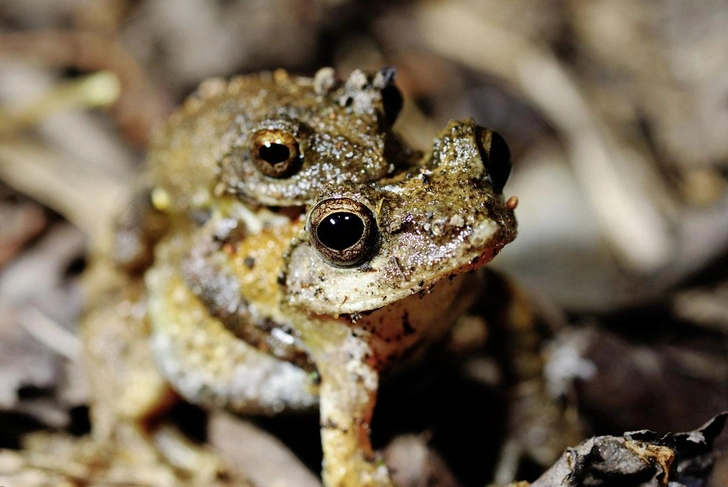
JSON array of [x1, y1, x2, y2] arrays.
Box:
[[145, 259, 319, 415]]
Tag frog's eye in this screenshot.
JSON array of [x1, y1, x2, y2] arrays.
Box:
[[250, 129, 302, 178], [307, 198, 378, 267], [476, 127, 512, 193]]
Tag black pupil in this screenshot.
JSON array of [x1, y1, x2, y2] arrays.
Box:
[[259, 143, 291, 165], [317, 212, 364, 251]]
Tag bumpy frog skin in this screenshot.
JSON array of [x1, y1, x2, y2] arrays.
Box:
[[82, 68, 517, 487]]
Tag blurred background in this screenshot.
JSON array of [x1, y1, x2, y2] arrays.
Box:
[[1, 1, 727, 486]]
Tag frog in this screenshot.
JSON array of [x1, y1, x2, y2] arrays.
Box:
[[81, 67, 517, 487]]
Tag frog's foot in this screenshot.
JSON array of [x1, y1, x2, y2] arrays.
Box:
[[320, 427, 393, 487]]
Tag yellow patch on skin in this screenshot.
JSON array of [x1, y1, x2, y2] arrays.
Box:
[[232, 220, 302, 311]]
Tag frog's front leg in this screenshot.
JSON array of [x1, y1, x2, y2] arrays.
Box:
[[297, 318, 393, 487]]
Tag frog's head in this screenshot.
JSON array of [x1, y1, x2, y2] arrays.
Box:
[[282, 119, 517, 316], [217, 67, 412, 207]]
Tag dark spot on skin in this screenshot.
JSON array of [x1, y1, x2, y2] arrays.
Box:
[[321, 419, 343, 431], [448, 273, 456, 281], [343, 309, 375, 322], [276, 272, 286, 285], [244, 256, 255, 269], [402, 312, 415, 335], [418, 280, 424, 287], [191, 208, 212, 226]]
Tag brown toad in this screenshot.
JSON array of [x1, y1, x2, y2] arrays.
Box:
[[83, 67, 517, 487]]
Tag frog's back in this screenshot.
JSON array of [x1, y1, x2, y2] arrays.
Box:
[[146, 68, 409, 214]]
